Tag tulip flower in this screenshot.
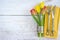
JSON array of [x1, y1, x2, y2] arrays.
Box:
[[34, 1, 45, 14], [30, 9, 40, 26], [44, 6, 47, 10], [41, 6, 47, 15], [30, 9, 37, 15], [39, 1, 45, 8], [34, 5, 41, 13]]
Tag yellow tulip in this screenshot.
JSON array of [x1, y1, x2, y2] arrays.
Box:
[[39, 1, 45, 8], [34, 1, 45, 13], [34, 5, 41, 13]]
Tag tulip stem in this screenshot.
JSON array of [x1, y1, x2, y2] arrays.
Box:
[[32, 14, 40, 26]]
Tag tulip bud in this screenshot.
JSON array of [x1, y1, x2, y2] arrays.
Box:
[[40, 1, 45, 8], [30, 9, 37, 15], [41, 6, 47, 15], [34, 5, 41, 13]]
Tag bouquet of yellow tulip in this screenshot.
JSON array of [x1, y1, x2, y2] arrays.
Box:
[[30, 1, 47, 37]]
